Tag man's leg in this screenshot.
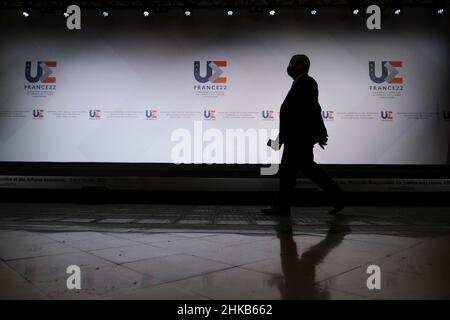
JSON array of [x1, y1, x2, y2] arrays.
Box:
[[262, 146, 299, 215], [298, 145, 346, 214], [278, 148, 300, 212]]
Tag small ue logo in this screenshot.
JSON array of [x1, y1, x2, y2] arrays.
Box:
[[89, 109, 101, 119], [381, 111, 393, 120], [322, 110, 334, 121], [145, 109, 157, 120], [262, 110, 274, 120], [203, 110, 216, 120], [32, 109, 44, 118]]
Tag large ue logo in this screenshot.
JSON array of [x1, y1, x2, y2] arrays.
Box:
[[369, 61, 402, 84], [194, 61, 227, 83], [25, 61, 56, 83]]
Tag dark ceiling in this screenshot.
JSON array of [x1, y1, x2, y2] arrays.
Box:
[[0, 1, 447, 9]]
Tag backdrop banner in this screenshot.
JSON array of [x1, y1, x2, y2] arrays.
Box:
[[0, 8, 449, 164]]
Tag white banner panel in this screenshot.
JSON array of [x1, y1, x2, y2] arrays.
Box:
[[0, 8, 449, 164]]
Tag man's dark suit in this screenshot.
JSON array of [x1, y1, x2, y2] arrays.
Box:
[[277, 73, 343, 210]]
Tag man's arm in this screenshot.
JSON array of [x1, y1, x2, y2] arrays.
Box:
[[310, 79, 328, 148], [315, 103, 328, 149], [278, 86, 298, 146], [315, 103, 328, 138]]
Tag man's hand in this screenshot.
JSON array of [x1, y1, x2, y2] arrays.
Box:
[[278, 137, 284, 148], [318, 136, 328, 149]]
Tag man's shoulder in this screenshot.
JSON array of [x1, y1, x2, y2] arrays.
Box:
[[293, 74, 317, 88], [304, 74, 317, 84]]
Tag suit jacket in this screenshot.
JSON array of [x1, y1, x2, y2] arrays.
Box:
[[279, 73, 328, 146]]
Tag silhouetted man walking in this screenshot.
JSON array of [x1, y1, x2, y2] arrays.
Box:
[[262, 54, 345, 216]]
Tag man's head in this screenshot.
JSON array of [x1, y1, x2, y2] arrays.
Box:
[[287, 54, 310, 79]]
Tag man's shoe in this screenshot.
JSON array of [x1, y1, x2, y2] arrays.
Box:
[[328, 203, 344, 215], [328, 192, 347, 215], [261, 206, 290, 216]]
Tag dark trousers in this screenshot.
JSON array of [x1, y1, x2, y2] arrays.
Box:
[[276, 142, 344, 209]]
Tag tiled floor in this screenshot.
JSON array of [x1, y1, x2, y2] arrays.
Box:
[[0, 202, 449, 299]]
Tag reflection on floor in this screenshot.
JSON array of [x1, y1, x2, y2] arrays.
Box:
[[0, 203, 449, 299]]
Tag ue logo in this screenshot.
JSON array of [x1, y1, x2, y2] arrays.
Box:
[[145, 110, 157, 119], [32, 109, 44, 118], [369, 61, 403, 84], [381, 111, 393, 120], [89, 109, 101, 119], [262, 110, 274, 120], [322, 111, 334, 120], [204, 110, 216, 120], [25, 61, 57, 83], [194, 61, 227, 83]]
